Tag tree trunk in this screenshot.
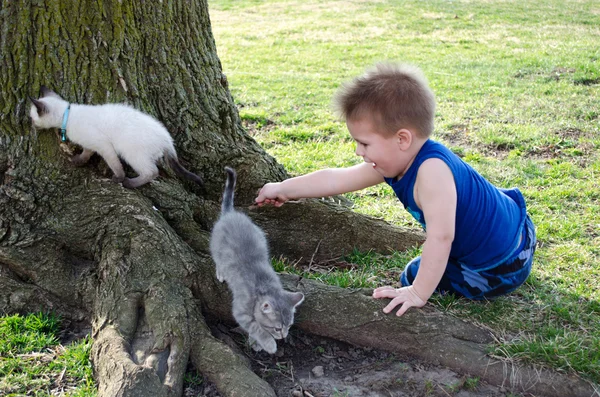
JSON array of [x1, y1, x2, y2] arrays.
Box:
[[0, 1, 596, 397]]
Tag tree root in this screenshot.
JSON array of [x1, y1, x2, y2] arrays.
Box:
[[0, 174, 278, 397], [249, 200, 425, 264], [274, 275, 597, 397], [0, 270, 88, 321], [189, 309, 277, 397], [1, 146, 596, 397], [92, 326, 171, 397]]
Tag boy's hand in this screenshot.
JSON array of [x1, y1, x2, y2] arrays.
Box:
[[372, 285, 426, 316], [255, 182, 289, 207]]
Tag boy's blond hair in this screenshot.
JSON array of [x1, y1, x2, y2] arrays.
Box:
[[334, 63, 436, 139]]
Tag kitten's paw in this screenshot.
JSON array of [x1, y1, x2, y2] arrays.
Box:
[[122, 178, 135, 188], [71, 155, 89, 167], [249, 337, 276, 354], [261, 338, 277, 354], [248, 337, 263, 352], [249, 339, 263, 352], [112, 175, 125, 184]]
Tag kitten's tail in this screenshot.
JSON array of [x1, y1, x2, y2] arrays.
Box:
[[221, 167, 236, 213], [165, 152, 204, 187]]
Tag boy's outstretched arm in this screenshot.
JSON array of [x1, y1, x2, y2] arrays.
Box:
[[255, 162, 383, 206], [373, 158, 456, 316]]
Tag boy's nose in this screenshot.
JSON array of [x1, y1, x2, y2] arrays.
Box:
[[355, 145, 363, 156]]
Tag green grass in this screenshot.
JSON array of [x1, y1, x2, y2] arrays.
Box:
[[0, 313, 95, 396], [209, 0, 600, 386], [4, 1, 599, 393]]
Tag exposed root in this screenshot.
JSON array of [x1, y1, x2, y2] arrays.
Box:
[[0, 271, 88, 320], [92, 326, 170, 397], [189, 309, 277, 397]]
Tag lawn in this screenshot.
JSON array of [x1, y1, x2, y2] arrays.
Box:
[[208, 0, 600, 386], [0, 313, 95, 396]]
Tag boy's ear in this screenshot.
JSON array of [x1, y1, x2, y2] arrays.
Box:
[[29, 97, 48, 115], [39, 85, 61, 99], [395, 128, 413, 150]]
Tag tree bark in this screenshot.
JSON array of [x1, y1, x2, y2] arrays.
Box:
[[0, 1, 597, 397]]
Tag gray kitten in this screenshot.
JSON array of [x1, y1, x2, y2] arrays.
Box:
[[210, 167, 304, 354]]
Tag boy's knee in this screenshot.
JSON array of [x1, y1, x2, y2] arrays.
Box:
[[400, 256, 421, 286], [400, 272, 411, 287]]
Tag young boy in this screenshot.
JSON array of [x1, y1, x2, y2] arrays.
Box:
[[255, 63, 536, 317]]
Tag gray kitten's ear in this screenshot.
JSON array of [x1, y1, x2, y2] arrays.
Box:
[[29, 97, 48, 115], [287, 292, 304, 308], [261, 301, 273, 313], [39, 85, 61, 99]]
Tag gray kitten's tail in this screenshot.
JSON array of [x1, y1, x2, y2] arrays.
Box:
[[221, 167, 236, 213], [165, 152, 204, 186]]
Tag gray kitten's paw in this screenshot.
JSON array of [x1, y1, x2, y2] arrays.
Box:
[[248, 336, 262, 352], [261, 337, 277, 354], [249, 336, 277, 354], [250, 340, 263, 352], [112, 175, 125, 184]]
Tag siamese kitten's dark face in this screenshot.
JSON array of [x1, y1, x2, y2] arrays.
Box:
[[254, 292, 305, 339], [29, 86, 67, 129]]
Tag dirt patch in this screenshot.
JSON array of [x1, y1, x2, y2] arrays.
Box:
[[525, 129, 596, 166], [241, 118, 277, 137], [574, 77, 600, 86], [185, 325, 513, 397], [548, 67, 576, 82], [513, 66, 575, 82], [439, 126, 597, 165], [553, 128, 586, 140], [438, 129, 511, 160]]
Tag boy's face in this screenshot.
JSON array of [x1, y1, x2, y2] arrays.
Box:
[[347, 116, 413, 179]]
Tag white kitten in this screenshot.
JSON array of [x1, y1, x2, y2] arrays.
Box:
[[29, 86, 203, 189]]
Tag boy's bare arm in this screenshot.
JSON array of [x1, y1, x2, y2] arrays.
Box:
[[373, 158, 456, 316], [255, 162, 383, 206], [412, 158, 456, 300]]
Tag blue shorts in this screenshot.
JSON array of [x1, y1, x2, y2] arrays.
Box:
[[400, 216, 536, 300]]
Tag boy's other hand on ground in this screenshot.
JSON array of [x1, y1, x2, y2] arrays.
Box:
[[372, 285, 426, 316], [255, 182, 288, 207]]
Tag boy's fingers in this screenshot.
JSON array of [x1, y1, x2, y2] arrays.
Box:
[[374, 285, 395, 291], [253, 198, 285, 207], [373, 286, 395, 295], [372, 287, 400, 299], [383, 296, 404, 313], [396, 302, 411, 317]]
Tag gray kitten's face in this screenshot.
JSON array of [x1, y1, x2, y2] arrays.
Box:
[[254, 292, 305, 339], [29, 87, 68, 129]]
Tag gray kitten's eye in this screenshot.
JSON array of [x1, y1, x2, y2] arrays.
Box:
[[275, 327, 282, 332]]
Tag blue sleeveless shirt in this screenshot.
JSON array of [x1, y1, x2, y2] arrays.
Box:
[[384, 139, 528, 270]]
